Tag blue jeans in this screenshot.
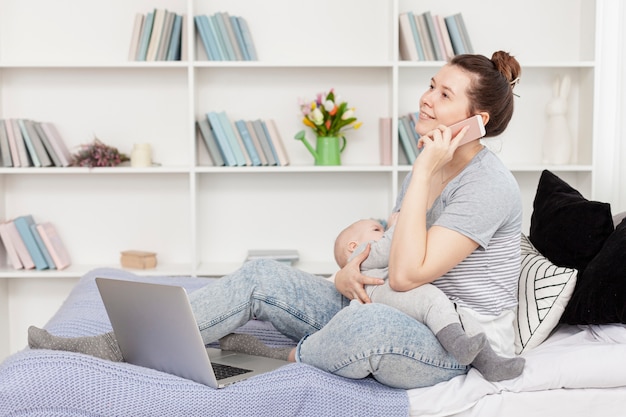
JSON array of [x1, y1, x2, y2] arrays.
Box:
[[189, 259, 467, 389]]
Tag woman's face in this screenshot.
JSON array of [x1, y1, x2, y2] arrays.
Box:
[[415, 64, 473, 136]]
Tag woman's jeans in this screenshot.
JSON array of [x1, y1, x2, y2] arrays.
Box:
[[189, 259, 467, 389]]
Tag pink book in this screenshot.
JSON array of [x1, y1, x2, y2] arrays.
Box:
[[378, 117, 392, 166], [0, 222, 23, 269], [40, 122, 72, 166], [36, 222, 71, 270], [5, 221, 34, 269], [4, 119, 22, 167]]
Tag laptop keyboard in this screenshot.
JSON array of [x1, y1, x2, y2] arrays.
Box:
[[212, 362, 253, 380]]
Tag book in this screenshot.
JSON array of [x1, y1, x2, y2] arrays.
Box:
[[29, 223, 56, 269], [435, 15, 455, 60], [398, 116, 417, 164], [128, 12, 145, 61], [415, 13, 435, 61], [216, 111, 247, 166], [194, 15, 221, 61], [196, 120, 225, 166], [400, 115, 420, 157], [235, 16, 257, 60], [251, 119, 277, 166], [146, 8, 166, 61], [17, 119, 42, 167], [156, 10, 176, 61], [244, 120, 268, 165], [4, 220, 35, 269], [407, 11, 425, 61], [264, 119, 290, 166], [234, 120, 262, 166], [230, 15, 250, 61], [12, 119, 32, 166], [136, 10, 155, 61], [422, 11, 444, 61], [40, 122, 71, 167], [23, 119, 53, 167], [0, 120, 13, 167], [206, 15, 226, 60], [4, 119, 21, 167], [218, 12, 243, 61], [0, 221, 23, 269], [398, 12, 419, 61], [180, 14, 188, 61], [33, 121, 61, 167], [379, 117, 392, 166], [213, 12, 236, 60], [444, 15, 465, 55], [206, 112, 237, 166], [166, 13, 183, 61], [230, 118, 252, 166], [454, 13, 474, 54], [35, 222, 71, 270], [13, 215, 48, 270]]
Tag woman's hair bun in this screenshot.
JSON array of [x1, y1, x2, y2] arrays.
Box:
[[491, 51, 521, 87]]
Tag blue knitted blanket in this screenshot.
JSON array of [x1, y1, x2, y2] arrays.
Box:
[[0, 268, 408, 417]]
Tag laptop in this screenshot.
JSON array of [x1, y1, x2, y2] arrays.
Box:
[[95, 277, 289, 388]]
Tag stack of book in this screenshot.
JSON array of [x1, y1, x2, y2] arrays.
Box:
[[398, 11, 473, 62], [0, 214, 71, 270], [194, 12, 257, 61], [197, 112, 289, 167], [0, 119, 71, 168], [129, 9, 186, 61], [398, 113, 421, 164]]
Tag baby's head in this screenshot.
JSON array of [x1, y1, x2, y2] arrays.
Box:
[[334, 219, 385, 268]]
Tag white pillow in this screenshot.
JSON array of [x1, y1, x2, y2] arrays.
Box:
[[514, 234, 577, 354]]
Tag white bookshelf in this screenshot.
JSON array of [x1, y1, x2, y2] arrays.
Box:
[[0, 0, 613, 359]]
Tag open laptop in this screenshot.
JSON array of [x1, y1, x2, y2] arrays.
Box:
[[95, 277, 289, 388]]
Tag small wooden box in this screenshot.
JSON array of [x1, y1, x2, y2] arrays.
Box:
[[120, 250, 157, 269]]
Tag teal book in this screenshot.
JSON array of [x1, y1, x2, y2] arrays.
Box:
[[17, 119, 42, 167], [136, 10, 155, 61], [213, 12, 236, 60], [217, 111, 246, 166], [194, 15, 220, 60], [206, 112, 236, 166], [251, 119, 276, 166], [400, 115, 419, 157], [218, 12, 243, 60], [210, 14, 232, 61], [398, 117, 416, 164], [13, 215, 48, 270], [260, 120, 280, 165], [30, 223, 56, 269], [166, 13, 183, 61], [206, 15, 226, 60], [235, 16, 257, 60], [234, 120, 261, 166], [444, 14, 465, 55], [0, 120, 13, 167], [23, 120, 52, 167], [230, 16, 249, 60], [407, 12, 425, 61], [196, 119, 225, 166]]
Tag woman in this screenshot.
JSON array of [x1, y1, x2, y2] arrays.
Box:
[[29, 51, 523, 390]]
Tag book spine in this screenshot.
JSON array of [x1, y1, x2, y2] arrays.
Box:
[[407, 12, 425, 61], [128, 12, 145, 61], [17, 119, 41, 167], [264, 119, 290, 166], [24, 120, 52, 167], [379, 117, 392, 166], [166, 13, 183, 61], [252, 120, 277, 166], [36, 222, 71, 270], [0, 120, 13, 167], [217, 111, 247, 166], [455, 13, 474, 54], [235, 16, 257, 60], [13, 216, 47, 270], [444, 15, 465, 55], [230, 16, 250, 61], [194, 15, 216, 60], [146, 8, 166, 61], [136, 10, 155, 61], [398, 12, 419, 61], [400, 115, 419, 157], [260, 120, 280, 165], [218, 12, 243, 60], [40, 122, 71, 166], [0, 222, 23, 269], [196, 120, 225, 166], [398, 116, 416, 163], [6, 221, 34, 269], [33, 121, 61, 167], [156, 10, 175, 61], [415, 14, 434, 61], [230, 118, 252, 166], [244, 120, 268, 165], [234, 120, 262, 166], [435, 14, 455, 60], [4, 119, 21, 167], [12, 119, 32, 166], [213, 12, 236, 60], [206, 112, 237, 166], [30, 223, 56, 269], [210, 14, 231, 61], [422, 11, 443, 61]]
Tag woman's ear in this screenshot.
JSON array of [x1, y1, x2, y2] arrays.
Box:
[[479, 111, 490, 127]]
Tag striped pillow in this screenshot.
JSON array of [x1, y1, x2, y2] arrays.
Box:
[[514, 234, 577, 354]]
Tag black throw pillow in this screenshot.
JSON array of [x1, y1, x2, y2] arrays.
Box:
[[529, 170, 614, 272], [561, 217, 626, 324]]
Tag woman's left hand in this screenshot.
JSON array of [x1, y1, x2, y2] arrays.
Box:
[[334, 243, 384, 303]]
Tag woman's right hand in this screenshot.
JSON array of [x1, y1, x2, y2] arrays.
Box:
[[334, 243, 385, 303]]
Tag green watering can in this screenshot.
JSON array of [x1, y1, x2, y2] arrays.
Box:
[[294, 130, 347, 166]]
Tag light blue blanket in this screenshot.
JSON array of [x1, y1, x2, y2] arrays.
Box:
[[0, 268, 409, 417]]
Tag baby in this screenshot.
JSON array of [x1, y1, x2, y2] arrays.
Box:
[[333, 217, 525, 382]]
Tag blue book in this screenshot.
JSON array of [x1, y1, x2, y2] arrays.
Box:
[[210, 14, 231, 60], [235, 16, 257, 60], [398, 117, 416, 164], [206, 112, 237, 166], [260, 120, 280, 165], [251, 120, 276, 166], [194, 15, 217, 60], [30, 224, 56, 269], [136, 10, 155, 61], [407, 12, 425, 61], [213, 12, 236, 60], [230, 16, 250, 60], [217, 112, 246, 166], [444, 15, 465, 55], [166, 14, 183, 61], [400, 116, 419, 158], [17, 119, 41, 167], [13, 215, 48, 270], [196, 120, 225, 166], [234, 120, 261, 166]]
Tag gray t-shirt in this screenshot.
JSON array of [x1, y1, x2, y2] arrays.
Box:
[[393, 147, 522, 316]]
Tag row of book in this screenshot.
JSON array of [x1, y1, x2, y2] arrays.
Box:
[[0, 119, 72, 168], [194, 13, 257, 61], [398, 113, 421, 164], [197, 112, 289, 167], [129, 9, 186, 61], [0, 215, 71, 270], [399, 11, 474, 62]]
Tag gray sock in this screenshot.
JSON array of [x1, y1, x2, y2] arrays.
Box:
[[471, 343, 525, 382], [28, 326, 124, 362], [436, 323, 487, 365], [219, 333, 292, 361]]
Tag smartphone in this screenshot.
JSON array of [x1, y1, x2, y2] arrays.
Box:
[[448, 115, 486, 146]]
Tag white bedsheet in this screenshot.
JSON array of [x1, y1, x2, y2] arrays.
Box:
[[407, 324, 626, 417]]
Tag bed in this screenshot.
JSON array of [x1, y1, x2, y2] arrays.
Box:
[[1, 170, 626, 417]]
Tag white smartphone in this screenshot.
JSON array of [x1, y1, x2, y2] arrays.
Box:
[[448, 115, 486, 146]]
